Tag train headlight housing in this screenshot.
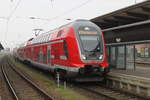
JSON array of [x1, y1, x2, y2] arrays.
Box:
[[99, 55, 103, 60], [81, 55, 86, 60]]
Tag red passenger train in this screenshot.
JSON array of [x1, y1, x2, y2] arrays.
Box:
[[16, 19, 109, 82]]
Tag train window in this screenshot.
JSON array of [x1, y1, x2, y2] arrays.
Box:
[[46, 34, 49, 42], [37, 52, 43, 63], [57, 30, 63, 37], [47, 46, 51, 64], [48, 35, 50, 41], [42, 37, 44, 42], [43, 36, 45, 42], [47, 35, 49, 41], [43, 54, 47, 63], [37, 53, 40, 62], [44, 35, 46, 42], [36, 38, 38, 43], [31, 48, 34, 60], [63, 40, 68, 58], [41, 37, 43, 43], [36, 38, 37, 43], [40, 37, 42, 43], [45, 36, 47, 42], [80, 35, 100, 51], [78, 26, 103, 52], [49, 34, 51, 40], [38, 38, 40, 43], [40, 53, 43, 62], [40, 37, 42, 42]]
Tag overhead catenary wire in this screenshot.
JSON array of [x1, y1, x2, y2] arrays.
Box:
[[8, 0, 22, 19], [19, 0, 92, 26], [58, 0, 92, 16], [4, 0, 22, 38], [12, 0, 92, 22], [39, 0, 92, 22], [27, 0, 92, 40], [4, 0, 92, 47], [48, 0, 54, 7]]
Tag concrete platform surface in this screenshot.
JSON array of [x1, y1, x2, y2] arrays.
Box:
[[110, 66, 150, 78]]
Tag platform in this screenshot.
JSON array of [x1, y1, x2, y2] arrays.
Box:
[[107, 67, 150, 98], [0, 53, 4, 59], [109, 66, 150, 78]]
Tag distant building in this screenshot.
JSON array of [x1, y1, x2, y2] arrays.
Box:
[[0, 43, 4, 51]]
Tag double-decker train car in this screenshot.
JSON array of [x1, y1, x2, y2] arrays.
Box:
[[16, 19, 109, 82]]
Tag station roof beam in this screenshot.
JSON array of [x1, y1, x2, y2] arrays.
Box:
[[126, 12, 149, 20], [91, 1, 150, 29], [114, 15, 143, 21], [142, 7, 150, 13]]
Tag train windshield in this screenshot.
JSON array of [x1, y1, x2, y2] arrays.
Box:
[[79, 35, 99, 52], [78, 26, 103, 60]]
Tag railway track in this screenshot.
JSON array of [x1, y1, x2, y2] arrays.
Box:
[[1, 62, 53, 100], [75, 83, 147, 100], [6, 56, 149, 100]]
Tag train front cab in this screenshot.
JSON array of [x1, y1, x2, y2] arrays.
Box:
[[59, 20, 109, 81]]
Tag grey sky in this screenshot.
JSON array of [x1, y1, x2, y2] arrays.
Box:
[[0, 0, 145, 48]]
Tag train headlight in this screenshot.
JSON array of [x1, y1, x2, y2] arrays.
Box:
[[99, 55, 103, 60], [81, 55, 86, 60]]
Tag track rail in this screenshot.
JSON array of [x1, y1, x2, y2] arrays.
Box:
[[2, 62, 53, 100], [78, 86, 116, 100], [10, 57, 144, 100], [2, 65, 19, 100], [74, 83, 146, 100]]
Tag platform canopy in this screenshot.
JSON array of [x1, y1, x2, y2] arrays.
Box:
[[91, 0, 150, 29]]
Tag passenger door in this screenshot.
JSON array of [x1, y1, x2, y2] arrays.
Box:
[[47, 45, 51, 65]]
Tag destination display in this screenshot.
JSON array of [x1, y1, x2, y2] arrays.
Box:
[[78, 30, 97, 35]]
